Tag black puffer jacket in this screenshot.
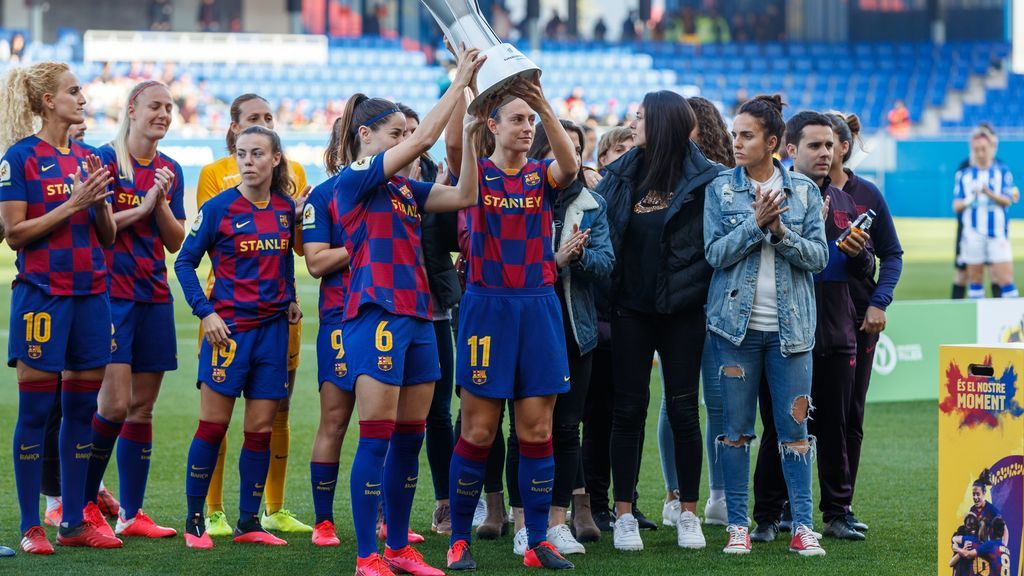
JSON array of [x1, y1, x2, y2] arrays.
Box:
[[417, 156, 462, 311], [595, 142, 723, 314]]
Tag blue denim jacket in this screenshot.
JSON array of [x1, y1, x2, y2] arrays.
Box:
[[703, 161, 828, 356], [556, 187, 614, 355]]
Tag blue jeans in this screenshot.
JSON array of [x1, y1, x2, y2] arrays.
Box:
[[658, 335, 724, 495], [710, 331, 815, 529]]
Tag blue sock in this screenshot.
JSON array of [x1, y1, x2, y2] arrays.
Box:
[[185, 420, 228, 517], [85, 412, 123, 506], [117, 422, 152, 520], [350, 420, 393, 558], [311, 461, 340, 524], [519, 438, 555, 549], [448, 437, 490, 546], [384, 421, 425, 550], [238, 431, 271, 520], [1001, 283, 1019, 298], [14, 380, 58, 532], [968, 283, 985, 298], [59, 381, 100, 528]]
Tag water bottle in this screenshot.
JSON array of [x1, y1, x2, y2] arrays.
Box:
[[836, 209, 876, 247]]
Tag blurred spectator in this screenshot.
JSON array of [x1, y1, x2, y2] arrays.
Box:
[[545, 10, 566, 40], [364, 3, 383, 36], [10, 33, 25, 62], [149, 0, 174, 31], [492, 4, 513, 41], [621, 11, 639, 41], [593, 17, 607, 42], [696, 7, 730, 43], [198, 0, 222, 32], [887, 100, 911, 138]]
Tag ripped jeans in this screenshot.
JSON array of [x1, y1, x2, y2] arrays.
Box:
[[710, 330, 815, 530]]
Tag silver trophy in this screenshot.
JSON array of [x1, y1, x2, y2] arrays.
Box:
[[420, 0, 540, 113]]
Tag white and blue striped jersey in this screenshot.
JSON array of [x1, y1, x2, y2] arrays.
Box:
[[954, 163, 1017, 239]]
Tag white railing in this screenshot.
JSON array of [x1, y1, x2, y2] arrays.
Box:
[[83, 30, 328, 66]]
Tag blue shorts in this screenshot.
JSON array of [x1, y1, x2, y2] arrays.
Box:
[[340, 305, 441, 389], [110, 299, 177, 373], [456, 286, 570, 399], [316, 321, 351, 390], [8, 282, 111, 372], [197, 315, 289, 400]]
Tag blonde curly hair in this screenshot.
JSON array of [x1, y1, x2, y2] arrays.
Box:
[[0, 61, 71, 155]]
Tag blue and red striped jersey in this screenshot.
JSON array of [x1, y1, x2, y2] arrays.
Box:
[[0, 136, 109, 296], [334, 154, 433, 321], [465, 157, 559, 289], [175, 187, 295, 333], [302, 174, 348, 323], [98, 144, 186, 303]]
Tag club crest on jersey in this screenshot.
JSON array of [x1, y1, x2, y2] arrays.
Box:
[[302, 203, 315, 229], [279, 213, 290, 229], [335, 362, 348, 377], [190, 210, 204, 235], [378, 356, 393, 372], [399, 184, 414, 200], [212, 368, 226, 383], [27, 345, 42, 359], [472, 370, 487, 385], [0, 160, 9, 182], [833, 209, 849, 230], [525, 171, 540, 187]]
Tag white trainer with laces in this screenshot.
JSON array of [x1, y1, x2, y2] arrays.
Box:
[[703, 497, 728, 526], [662, 499, 681, 527], [471, 498, 487, 528], [547, 524, 586, 555], [513, 527, 528, 556], [723, 524, 751, 554], [676, 510, 707, 549], [790, 525, 826, 557], [613, 513, 644, 551]]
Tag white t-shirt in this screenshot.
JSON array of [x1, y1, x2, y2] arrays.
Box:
[[748, 168, 783, 333]]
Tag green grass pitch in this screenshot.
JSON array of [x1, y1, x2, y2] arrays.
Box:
[[0, 217, 1016, 574]]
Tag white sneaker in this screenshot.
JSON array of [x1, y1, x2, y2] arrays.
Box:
[[513, 527, 528, 556], [676, 510, 706, 549], [662, 499, 681, 527], [471, 497, 487, 527], [723, 524, 751, 554], [613, 513, 644, 551], [703, 497, 727, 526], [547, 524, 586, 555], [790, 525, 826, 557]]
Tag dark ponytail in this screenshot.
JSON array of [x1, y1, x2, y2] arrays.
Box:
[[825, 112, 854, 163], [338, 93, 401, 167], [237, 125, 294, 197], [227, 93, 269, 153], [737, 94, 785, 153], [324, 117, 345, 175]]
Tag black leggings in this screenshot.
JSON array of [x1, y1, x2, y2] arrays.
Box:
[[507, 350, 593, 508], [426, 319, 456, 500], [610, 307, 704, 504]]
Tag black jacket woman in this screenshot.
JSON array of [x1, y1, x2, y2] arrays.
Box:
[[595, 90, 723, 552]]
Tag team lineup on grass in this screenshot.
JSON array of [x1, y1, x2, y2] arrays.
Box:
[[0, 49, 1016, 575]]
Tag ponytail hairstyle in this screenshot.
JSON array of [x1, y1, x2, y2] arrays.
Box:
[[236, 125, 294, 197], [110, 80, 166, 182], [529, 119, 584, 177], [687, 96, 734, 168], [736, 93, 785, 153], [337, 93, 401, 167], [226, 93, 270, 154], [0, 61, 71, 155], [475, 104, 501, 159], [324, 117, 345, 175]]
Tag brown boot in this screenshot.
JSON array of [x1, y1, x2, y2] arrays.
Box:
[[571, 493, 601, 543], [476, 492, 508, 540]]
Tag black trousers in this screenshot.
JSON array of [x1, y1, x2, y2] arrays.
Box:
[[610, 307, 704, 504], [582, 343, 644, 512], [848, 330, 879, 501], [753, 352, 856, 524], [507, 349, 593, 508], [426, 318, 456, 500], [41, 379, 62, 497]]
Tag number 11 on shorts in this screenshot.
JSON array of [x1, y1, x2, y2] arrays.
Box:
[[466, 335, 491, 367]]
